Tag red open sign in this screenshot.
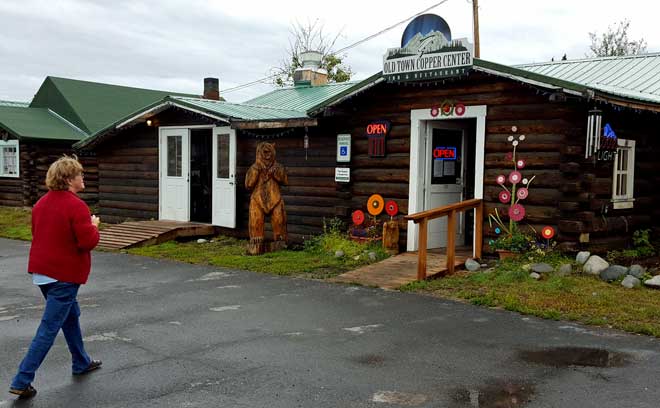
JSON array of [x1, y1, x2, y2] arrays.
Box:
[[366, 122, 389, 135], [433, 147, 456, 160]]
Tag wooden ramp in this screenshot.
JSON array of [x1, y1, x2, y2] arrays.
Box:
[[98, 220, 216, 250], [330, 248, 472, 290]]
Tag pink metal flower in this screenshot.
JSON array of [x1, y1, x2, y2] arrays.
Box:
[[516, 187, 529, 200], [508, 171, 522, 184], [516, 159, 526, 169], [499, 191, 511, 203], [509, 203, 526, 222], [496, 174, 506, 185]]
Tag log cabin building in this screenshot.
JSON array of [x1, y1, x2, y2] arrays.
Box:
[[74, 45, 660, 254], [0, 76, 201, 207]]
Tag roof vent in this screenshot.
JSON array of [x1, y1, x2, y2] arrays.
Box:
[[294, 51, 328, 86]]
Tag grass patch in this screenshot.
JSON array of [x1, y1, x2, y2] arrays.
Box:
[[128, 233, 389, 278], [402, 253, 660, 337], [0, 206, 32, 240]]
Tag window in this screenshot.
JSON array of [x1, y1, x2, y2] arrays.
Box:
[[611, 139, 635, 209], [0, 139, 19, 178], [167, 135, 182, 177], [217, 133, 229, 178]]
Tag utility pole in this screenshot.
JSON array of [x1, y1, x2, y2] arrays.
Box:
[[472, 0, 480, 58]]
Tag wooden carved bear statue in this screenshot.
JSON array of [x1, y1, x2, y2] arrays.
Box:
[[245, 142, 288, 255]]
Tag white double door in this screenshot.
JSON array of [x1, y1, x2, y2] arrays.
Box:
[[424, 122, 466, 249], [159, 126, 236, 227]]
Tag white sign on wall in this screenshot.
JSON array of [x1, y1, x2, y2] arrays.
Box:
[[337, 134, 351, 162], [335, 167, 350, 183]]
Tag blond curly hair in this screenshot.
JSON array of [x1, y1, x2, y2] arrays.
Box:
[[46, 155, 83, 191]]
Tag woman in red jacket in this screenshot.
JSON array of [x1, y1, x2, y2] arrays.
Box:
[[9, 156, 102, 399]]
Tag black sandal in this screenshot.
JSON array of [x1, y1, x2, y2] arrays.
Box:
[[73, 359, 102, 375], [9, 384, 37, 399]]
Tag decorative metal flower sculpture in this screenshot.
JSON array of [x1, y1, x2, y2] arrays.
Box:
[[488, 126, 536, 237]]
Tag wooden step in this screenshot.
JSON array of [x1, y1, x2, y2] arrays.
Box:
[[97, 220, 215, 250]]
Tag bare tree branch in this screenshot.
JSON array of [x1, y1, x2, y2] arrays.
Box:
[[269, 20, 352, 87]]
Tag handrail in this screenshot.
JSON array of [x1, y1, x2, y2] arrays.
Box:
[[404, 199, 483, 280], [405, 198, 483, 222]]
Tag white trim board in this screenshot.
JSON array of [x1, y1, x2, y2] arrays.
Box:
[[407, 105, 487, 254]]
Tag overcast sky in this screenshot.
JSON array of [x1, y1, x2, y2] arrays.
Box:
[[1, 0, 658, 103]]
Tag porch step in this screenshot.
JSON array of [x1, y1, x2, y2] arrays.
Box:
[[330, 248, 472, 290], [97, 221, 216, 250]]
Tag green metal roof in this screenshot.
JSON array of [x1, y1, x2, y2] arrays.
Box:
[[245, 81, 366, 112], [171, 96, 307, 120], [0, 106, 88, 141], [0, 100, 29, 107], [516, 53, 660, 104], [30, 77, 195, 135]]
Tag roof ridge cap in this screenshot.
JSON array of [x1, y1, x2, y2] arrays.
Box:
[[46, 77, 92, 134], [46, 109, 89, 137], [172, 96, 305, 113], [517, 52, 660, 67], [48, 76, 189, 95]]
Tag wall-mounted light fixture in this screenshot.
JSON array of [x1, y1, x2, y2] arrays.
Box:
[[303, 127, 309, 160], [146, 119, 153, 126], [585, 108, 602, 158]]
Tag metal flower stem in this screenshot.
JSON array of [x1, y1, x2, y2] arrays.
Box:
[[509, 144, 517, 233], [514, 175, 536, 205]]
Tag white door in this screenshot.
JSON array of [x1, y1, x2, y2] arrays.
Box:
[[425, 123, 466, 248], [212, 127, 237, 228], [159, 128, 190, 221]]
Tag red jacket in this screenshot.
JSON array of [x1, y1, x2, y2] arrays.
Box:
[[27, 191, 99, 284]]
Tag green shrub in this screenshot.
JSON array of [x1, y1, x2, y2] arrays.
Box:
[[607, 229, 655, 263]]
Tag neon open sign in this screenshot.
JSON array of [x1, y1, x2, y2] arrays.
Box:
[[366, 122, 390, 135], [366, 120, 390, 157], [433, 146, 457, 160]]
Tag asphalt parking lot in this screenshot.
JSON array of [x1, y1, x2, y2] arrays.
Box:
[[1, 237, 659, 407]]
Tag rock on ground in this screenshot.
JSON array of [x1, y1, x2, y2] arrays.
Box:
[[465, 258, 481, 272], [583, 255, 609, 275], [628, 265, 646, 279], [622, 275, 641, 289], [530, 272, 541, 280], [576, 251, 591, 265], [644, 275, 660, 289], [600, 265, 629, 282]]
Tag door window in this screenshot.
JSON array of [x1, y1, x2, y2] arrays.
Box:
[[217, 133, 230, 178], [167, 135, 182, 177], [431, 129, 462, 184]]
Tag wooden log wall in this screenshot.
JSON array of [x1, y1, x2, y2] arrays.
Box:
[[558, 106, 660, 253], [313, 73, 582, 251], [0, 139, 97, 208], [90, 76, 659, 253]]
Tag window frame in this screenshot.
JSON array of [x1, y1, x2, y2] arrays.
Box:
[[0, 139, 20, 178], [611, 138, 635, 209]]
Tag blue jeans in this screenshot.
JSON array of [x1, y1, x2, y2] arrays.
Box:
[[11, 282, 92, 389]]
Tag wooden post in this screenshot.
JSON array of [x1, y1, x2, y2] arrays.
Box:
[[446, 210, 456, 274], [417, 220, 428, 281], [472, 0, 480, 58], [475, 201, 483, 259]]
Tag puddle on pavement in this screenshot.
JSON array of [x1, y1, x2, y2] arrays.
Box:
[[450, 380, 534, 408], [352, 353, 385, 366], [519, 347, 629, 368]]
